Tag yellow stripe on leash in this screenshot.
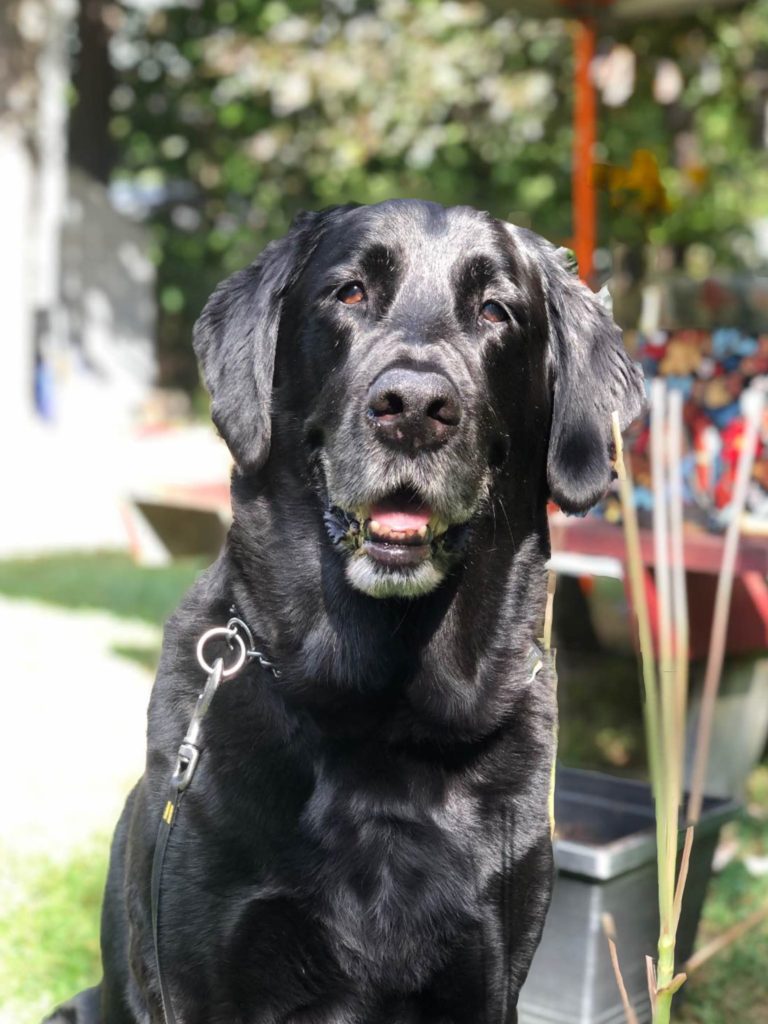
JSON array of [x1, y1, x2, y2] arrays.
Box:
[[163, 801, 175, 825]]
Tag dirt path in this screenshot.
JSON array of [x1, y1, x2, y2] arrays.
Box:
[[0, 597, 158, 858]]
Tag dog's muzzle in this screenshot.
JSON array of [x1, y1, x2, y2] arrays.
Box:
[[324, 487, 471, 599]]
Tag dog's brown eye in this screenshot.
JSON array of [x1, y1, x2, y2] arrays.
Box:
[[337, 282, 366, 305], [480, 301, 509, 324]]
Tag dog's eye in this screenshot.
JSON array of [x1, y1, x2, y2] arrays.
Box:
[[337, 282, 366, 305], [480, 301, 509, 324]]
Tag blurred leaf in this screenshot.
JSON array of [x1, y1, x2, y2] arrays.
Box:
[[106, 0, 768, 386]]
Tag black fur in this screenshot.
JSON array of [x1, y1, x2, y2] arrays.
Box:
[[45, 200, 644, 1024]]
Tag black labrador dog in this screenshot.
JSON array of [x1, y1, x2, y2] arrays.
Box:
[[47, 200, 644, 1024]]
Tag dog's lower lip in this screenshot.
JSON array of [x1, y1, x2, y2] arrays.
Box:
[[363, 540, 431, 567]]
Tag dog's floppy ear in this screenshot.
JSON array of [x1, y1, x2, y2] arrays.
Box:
[[543, 246, 646, 514], [194, 207, 353, 473]]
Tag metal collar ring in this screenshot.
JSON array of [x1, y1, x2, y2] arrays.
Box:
[[196, 626, 247, 678]]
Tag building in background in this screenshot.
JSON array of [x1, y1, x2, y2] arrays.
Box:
[[1, 0, 156, 439]]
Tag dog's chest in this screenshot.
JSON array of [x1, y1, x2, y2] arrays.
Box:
[[299, 752, 494, 985]]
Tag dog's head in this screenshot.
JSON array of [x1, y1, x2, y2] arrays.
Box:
[[195, 200, 645, 599]]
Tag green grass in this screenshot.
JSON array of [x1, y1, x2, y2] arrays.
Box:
[[0, 842, 107, 1024], [676, 876, 768, 1024], [0, 551, 202, 1020], [674, 769, 768, 1023], [0, 551, 205, 625]]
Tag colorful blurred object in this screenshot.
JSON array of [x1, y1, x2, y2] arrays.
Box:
[[617, 319, 768, 525]]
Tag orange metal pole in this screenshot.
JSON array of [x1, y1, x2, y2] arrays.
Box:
[[573, 18, 597, 283]]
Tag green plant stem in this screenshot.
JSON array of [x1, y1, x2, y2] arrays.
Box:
[[612, 411, 681, 1024], [611, 414, 663, 809]]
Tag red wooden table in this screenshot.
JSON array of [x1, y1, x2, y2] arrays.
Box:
[[550, 515, 768, 658], [126, 483, 768, 658]]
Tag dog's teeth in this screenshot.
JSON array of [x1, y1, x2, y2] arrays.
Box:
[[370, 521, 395, 539], [367, 520, 432, 545]]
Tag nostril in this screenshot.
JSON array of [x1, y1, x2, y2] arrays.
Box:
[[426, 397, 461, 427], [366, 369, 460, 449], [369, 391, 404, 418]]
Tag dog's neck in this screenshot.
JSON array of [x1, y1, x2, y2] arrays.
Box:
[[224, 464, 550, 736]]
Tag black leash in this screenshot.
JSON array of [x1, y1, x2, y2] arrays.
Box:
[[150, 613, 278, 1024]]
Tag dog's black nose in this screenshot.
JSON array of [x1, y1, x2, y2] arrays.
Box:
[[366, 368, 461, 452]]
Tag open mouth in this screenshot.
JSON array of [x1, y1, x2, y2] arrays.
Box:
[[324, 486, 466, 570], [364, 490, 438, 567]]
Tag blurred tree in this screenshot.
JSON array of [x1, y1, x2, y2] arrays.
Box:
[[1, 0, 44, 426], [69, 0, 116, 182], [601, 3, 768, 265], [101, 0, 768, 387], [109, 0, 573, 386]]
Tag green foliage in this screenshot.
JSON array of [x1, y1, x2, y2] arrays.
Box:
[[106, 0, 768, 385], [604, 1, 768, 258], [113, 0, 575, 382]]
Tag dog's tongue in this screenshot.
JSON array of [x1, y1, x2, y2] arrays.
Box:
[[369, 504, 431, 532]]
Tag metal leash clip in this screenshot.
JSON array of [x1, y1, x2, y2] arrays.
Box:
[[153, 612, 274, 1024], [170, 657, 223, 794]]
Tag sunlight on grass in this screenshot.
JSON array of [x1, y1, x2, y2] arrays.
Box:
[[0, 841, 107, 1024], [0, 552, 205, 625]]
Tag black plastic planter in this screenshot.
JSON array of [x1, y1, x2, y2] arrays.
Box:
[[518, 768, 738, 1024]]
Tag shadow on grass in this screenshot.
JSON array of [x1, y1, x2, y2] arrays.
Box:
[[0, 841, 107, 1024], [0, 552, 205, 625]]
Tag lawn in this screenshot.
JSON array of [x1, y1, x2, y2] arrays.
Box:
[[676, 768, 768, 1023], [0, 551, 205, 625], [0, 552, 766, 1023], [0, 841, 108, 1024]]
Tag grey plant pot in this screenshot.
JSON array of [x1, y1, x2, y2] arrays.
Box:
[[518, 768, 738, 1024]]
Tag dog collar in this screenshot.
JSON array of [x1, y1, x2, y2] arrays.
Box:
[[196, 607, 281, 679]]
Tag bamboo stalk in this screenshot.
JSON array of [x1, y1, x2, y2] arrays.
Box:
[[543, 569, 557, 652], [672, 826, 695, 933], [612, 404, 690, 1024], [687, 387, 766, 824], [650, 380, 673, 701], [663, 398, 695, 1019], [667, 390, 689, 788], [602, 914, 639, 1024], [612, 410, 671, 1013], [611, 413, 663, 800], [645, 956, 657, 1014], [648, 384, 680, 1015]]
